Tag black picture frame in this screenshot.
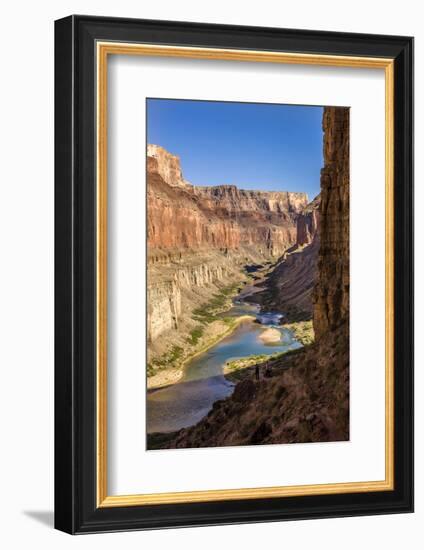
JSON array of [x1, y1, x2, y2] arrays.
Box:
[[55, 14, 414, 534]]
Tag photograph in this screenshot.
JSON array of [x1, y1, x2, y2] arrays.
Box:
[[50, 11, 413, 536], [146, 98, 350, 450], [0, 0, 418, 542]]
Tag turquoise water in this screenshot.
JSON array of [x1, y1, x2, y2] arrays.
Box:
[[146, 302, 302, 434]]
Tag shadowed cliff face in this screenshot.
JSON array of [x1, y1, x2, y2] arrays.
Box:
[[147, 144, 309, 353], [250, 195, 320, 321], [296, 195, 320, 247], [313, 108, 350, 340], [165, 106, 350, 448]]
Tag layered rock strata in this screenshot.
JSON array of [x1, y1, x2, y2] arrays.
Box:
[[147, 250, 245, 345], [147, 144, 307, 254]]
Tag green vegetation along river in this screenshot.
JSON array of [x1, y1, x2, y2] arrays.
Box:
[[146, 299, 302, 436]]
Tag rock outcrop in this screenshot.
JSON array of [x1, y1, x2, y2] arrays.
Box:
[[147, 144, 191, 189], [147, 281, 182, 342], [313, 108, 350, 340], [147, 251, 243, 344], [296, 195, 320, 247], [165, 106, 350, 448]]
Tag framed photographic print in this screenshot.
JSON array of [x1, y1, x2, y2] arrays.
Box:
[[54, 15, 413, 534]]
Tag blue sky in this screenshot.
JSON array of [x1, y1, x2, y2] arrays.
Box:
[[147, 99, 323, 201]]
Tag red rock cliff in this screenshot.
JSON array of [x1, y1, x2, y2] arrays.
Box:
[[147, 144, 308, 258]]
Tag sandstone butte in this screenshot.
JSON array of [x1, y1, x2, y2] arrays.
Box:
[[147, 141, 319, 378], [157, 106, 350, 448]]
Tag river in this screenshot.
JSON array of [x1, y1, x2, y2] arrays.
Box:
[[146, 299, 302, 434]]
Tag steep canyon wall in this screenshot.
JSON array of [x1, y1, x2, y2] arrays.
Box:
[[313, 108, 350, 339], [251, 194, 320, 320]]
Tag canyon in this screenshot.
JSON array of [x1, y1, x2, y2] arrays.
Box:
[[152, 106, 350, 447], [147, 143, 313, 385], [249, 194, 320, 320]]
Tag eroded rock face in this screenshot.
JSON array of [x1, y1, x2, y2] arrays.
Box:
[[194, 185, 308, 214], [147, 281, 181, 342], [313, 108, 350, 339], [296, 195, 320, 247], [147, 251, 241, 344], [147, 144, 190, 189]]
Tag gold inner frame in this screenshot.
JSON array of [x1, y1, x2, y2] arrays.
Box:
[[96, 42, 395, 508]]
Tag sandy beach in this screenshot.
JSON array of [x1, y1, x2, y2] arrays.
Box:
[[258, 327, 281, 343], [147, 314, 255, 390]]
